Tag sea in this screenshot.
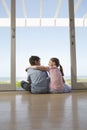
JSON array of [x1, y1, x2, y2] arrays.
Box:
[[0, 76, 87, 82], [0, 77, 26, 82]]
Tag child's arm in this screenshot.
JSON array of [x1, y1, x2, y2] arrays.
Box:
[[30, 65, 49, 71]]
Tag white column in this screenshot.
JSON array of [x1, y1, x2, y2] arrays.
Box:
[[11, 0, 16, 90], [68, 0, 77, 89]]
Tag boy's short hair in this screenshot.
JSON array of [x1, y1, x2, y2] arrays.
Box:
[[29, 56, 40, 65]]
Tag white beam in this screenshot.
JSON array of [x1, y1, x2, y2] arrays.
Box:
[[0, 18, 10, 26], [54, 0, 62, 18], [1, 0, 10, 17], [0, 18, 87, 27]]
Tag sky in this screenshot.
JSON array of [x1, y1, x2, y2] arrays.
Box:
[[0, 0, 87, 79]]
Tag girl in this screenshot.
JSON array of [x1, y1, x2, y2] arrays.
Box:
[[47, 58, 71, 93]]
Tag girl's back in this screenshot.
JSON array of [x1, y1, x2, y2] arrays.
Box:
[[49, 67, 64, 93]]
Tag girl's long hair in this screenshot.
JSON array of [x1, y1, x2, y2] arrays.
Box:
[[50, 58, 64, 76]]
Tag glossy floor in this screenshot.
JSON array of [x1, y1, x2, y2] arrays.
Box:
[[0, 91, 87, 130]]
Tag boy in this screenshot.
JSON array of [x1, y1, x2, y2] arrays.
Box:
[[21, 56, 50, 94]]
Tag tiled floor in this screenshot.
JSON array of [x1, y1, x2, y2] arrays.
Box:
[[0, 91, 87, 130]]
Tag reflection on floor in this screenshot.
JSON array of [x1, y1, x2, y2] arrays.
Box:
[[0, 91, 87, 130]]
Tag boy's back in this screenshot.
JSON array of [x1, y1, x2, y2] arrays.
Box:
[[27, 68, 50, 93]]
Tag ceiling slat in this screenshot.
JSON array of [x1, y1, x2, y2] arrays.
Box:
[[1, 0, 10, 17], [74, 0, 83, 13], [54, 0, 62, 18], [40, 0, 42, 18], [21, 0, 27, 18]]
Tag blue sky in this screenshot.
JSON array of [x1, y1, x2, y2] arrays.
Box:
[[0, 0, 87, 79]]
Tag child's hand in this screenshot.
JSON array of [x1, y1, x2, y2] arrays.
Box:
[[25, 67, 29, 72]]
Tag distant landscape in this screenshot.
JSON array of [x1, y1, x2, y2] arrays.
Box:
[[0, 76, 87, 88]]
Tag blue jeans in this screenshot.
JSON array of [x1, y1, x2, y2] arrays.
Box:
[[63, 84, 71, 93], [21, 80, 31, 91]]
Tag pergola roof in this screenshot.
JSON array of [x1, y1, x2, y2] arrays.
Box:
[[0, 0, 87, 27]]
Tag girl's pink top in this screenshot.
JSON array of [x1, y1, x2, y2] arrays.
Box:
[[49, 67, 64, 92]]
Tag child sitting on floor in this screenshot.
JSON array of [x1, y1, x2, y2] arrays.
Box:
[[28, 57, 71, 93]]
